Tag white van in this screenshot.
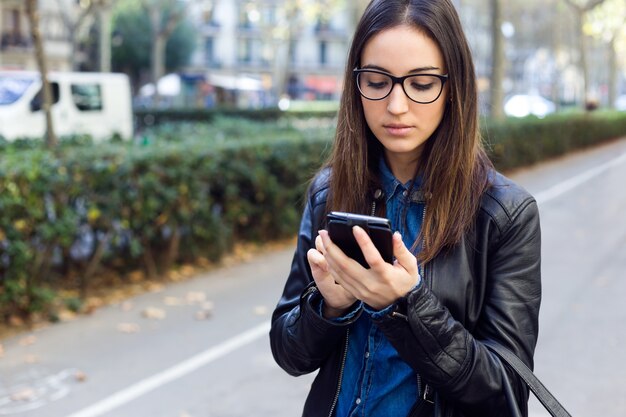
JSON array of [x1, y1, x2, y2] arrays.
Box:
[[0, 71, 133, 141]]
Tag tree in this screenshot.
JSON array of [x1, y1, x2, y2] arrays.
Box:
[[140, 0, 194, 101], [585, 0, 626, 108], [489, 0, 505, 119], [111, 3, 195, 91], [563, 0, 606, 107], [248, 0, 345, 99], [25, 0, 57, 148]]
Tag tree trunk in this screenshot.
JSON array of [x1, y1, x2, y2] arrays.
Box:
[[25, 0, 57, 148], [563, 0, 607, 109], [608, 36, 617, 108], [99, 5, 113, 72], [575, 10, 591, 106], [550, 1, 562, 112], [489, 0, 505, 119]]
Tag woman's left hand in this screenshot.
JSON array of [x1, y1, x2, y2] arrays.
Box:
[[318, 226, 420, 310]]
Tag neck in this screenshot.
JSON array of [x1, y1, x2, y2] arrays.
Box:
[[385, 152, 420, 184]]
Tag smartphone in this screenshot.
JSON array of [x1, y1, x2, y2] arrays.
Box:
[[326, 211, 393, 268]]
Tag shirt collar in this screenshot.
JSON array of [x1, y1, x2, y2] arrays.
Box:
[[378, 156, 425, 203]]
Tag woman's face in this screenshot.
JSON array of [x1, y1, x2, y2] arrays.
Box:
[[359, 24, 448, 168]]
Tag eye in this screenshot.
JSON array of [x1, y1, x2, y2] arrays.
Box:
[[360, 72, 390, 90], [408, 80, 435, 91], [367, 80, 389, 90]]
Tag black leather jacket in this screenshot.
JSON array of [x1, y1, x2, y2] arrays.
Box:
[[270, 168, 541, 417]]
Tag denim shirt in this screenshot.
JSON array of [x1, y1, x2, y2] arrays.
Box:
[[334, 159, 425, 417]]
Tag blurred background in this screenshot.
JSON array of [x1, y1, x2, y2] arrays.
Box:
[[1, 2, 626, 416], [1, 0, 625, 115]]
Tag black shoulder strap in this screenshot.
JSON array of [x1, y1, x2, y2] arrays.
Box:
[[483, 341, 572, 417]]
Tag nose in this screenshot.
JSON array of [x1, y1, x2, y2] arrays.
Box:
[[386, 83, 409, 115]]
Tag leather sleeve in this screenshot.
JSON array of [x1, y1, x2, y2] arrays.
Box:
[[269, 174, 355, 376], [374, 196, 541, 416]]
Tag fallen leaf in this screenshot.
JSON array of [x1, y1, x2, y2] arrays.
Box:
[[147, 282, 164, 292], [186, 291, 206, 304], [142, 307, 166, 320], [168, 271, 183, 281], [194, 300, 214, 320], [180, 265, 196, 276], [24, 354, 39, 364], [75, 370, 88, 382], [194, 310, 212, 320], [84, 297, 105, 314], [8, 315, 24, 327], [121, 301, 134, 312], [164, 296, 183, 306], [128, 270, 145, 283], [117, 323, 141, 333], [254, 305, 269, 316], [10, 387, 36, 402], [57, 310, 77, 322], [19, 335, 37, 346]]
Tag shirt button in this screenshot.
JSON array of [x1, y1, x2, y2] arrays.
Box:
[[364, 351, 370, 358], [403, 190, 408, 197], [356, 398, 361, 405]]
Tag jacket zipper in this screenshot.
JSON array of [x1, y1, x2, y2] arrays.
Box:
[[328, 329, 350, 417]]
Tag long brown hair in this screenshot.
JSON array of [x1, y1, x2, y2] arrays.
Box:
[[325, 0, 492, 263]]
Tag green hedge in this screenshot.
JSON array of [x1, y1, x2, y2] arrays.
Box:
[[1, 111, 625, 321], [484, 111, 626, 169], [0, 131, 332, 320]]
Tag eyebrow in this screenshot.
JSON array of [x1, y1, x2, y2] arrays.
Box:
[[361, 64, 441, 74]]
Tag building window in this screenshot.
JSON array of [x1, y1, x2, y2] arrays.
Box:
[[205, 37, 215, 66], [238, 38, 252, 63], [319, 41, 328, 66]]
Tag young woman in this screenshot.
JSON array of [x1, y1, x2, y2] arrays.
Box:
[[270, 1, 541, 416]]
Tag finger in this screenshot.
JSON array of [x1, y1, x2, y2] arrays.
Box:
[[318, 229, 346, 263], [315, 233, 326, 255], [307, 248, 328, 273], [392, 232, 419, 276]]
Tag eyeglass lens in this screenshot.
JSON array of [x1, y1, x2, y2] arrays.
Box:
[[357, 72, 444, 103]]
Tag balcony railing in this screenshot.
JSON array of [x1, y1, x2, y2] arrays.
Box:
[[1, 32, 31, 50]]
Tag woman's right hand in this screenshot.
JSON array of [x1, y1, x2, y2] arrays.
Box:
[[307, 233, 357, 318]]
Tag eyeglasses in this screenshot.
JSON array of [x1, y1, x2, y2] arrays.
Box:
[[354, 68, 448, 104]]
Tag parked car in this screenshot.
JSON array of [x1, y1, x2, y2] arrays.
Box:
[[615, 95, 626, 111], [504, 94, 556, 118], [0, 71, 133, 141]]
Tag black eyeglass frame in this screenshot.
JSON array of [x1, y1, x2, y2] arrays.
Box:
[[353, 68, 449, 104]]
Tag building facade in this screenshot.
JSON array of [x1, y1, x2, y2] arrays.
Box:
[[0, 0, 74, 71], [186, 0, 358, 106]]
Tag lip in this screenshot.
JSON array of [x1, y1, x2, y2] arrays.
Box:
[[383, 124, 414, 136]]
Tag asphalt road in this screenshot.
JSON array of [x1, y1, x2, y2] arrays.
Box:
[[1, 137, 626, 417]]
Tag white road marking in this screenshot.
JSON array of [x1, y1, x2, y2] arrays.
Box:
[[0, 369, 77, 415], [533, 151, 626, 204], [66, 321, 271, 417]]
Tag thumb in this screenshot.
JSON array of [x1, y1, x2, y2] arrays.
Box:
[[392, 232, 419, 275]]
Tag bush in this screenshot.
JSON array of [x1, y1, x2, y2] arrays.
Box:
[[1, 110, 626, 321], [0, 120, 333, 321], [483, 111, 626, 170]]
